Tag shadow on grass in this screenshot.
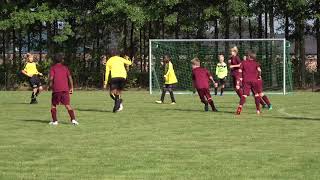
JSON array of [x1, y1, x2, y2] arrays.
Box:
[[76, 108, 110, 113], [5, 102, 30, 105], [272, 116, 320, 121], [21, 119, 69, 124], [169, 108, 235, 114]]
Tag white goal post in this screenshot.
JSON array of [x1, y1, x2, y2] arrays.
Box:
[[149, 38, 291, 95]]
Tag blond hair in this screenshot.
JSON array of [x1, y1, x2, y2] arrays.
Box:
[[191, 58, 200, 66], [230, 46, 239, 54]]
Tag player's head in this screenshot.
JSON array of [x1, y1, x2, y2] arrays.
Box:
[[230, 46, 239, 56], [191, 58, 200, 68], [54, 53, 64, 64], [163, 55, 171, 63], [243, 55, 247, 61], [218, 54, 224, 63], [26, 53, 34, 62], [100, 55, 107, 65], [246, 50, 257, 60]]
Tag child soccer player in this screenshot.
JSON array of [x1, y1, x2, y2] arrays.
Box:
[[236, 50, 262, 115], [214, 54, 228, 96], [156, 55, 178, 104], [49, 53, 79, 125], [191, 58, 218, 112], [21, 53, 43, 104], [228, 46, 242, 98], [104, 50, 132, 113]]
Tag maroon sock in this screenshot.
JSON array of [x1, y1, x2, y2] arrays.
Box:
[[68, 110, 76, 120], [208, 99, 216, 110], [236, 89, 243, 97], [262, 95, 271, 106], [239, 96, 246, 106], [260, 97, 266, 106], [255, 97, 261, 111], [51, 108, 57, 122]]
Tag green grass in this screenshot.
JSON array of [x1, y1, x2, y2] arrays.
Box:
[[0, 91, 320, 180]]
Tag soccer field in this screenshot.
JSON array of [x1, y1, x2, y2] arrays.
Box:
[[0, 91, 320, 179]]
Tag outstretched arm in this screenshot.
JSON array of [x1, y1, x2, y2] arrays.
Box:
[[68, 75, 74, 94]]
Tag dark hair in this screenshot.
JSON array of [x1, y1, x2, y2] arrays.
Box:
[[54, 53, 64, 64], [110, 49, 119, 56], [246, 50, 257, 59]]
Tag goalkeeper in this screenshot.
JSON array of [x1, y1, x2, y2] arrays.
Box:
[[214, 54, 228, 96]]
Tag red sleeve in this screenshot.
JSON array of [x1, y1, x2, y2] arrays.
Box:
[[236, 56, 242, 64], [49, 67, 54, 78]]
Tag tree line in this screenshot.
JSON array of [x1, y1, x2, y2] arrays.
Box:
[[0, 0, 319, 89]]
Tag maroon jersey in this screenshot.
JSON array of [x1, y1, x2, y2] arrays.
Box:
[[240, 59, 260, 82], [192, 67, 212, 89], [230, 55, 241, 76], [50, 63, 71, 93]]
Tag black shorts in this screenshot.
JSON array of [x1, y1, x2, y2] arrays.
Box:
[[215, 78, 226, 85], [163, 84, 176, 89], [29, 76, 42, 89], [110, 78, 126, 90]]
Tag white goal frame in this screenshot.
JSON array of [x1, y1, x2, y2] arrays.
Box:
[[149, 38, 287, 95]]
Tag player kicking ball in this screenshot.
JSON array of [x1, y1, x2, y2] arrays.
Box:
[[191, 58, 218, 112], [214, 54, 228, 96], [236, 50, 262, 115], [49, 53, 79, 125], [104, 50, 132, 113], [156, 55, 178, 104], [21, 53, 43, 104]]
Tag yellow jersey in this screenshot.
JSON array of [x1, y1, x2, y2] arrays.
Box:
[[105, 56, 132, 85], [164, 61, 178, 84], [23, 62, 40, 77]]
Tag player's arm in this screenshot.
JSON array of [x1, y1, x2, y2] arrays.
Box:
[[48, 68, 54, 91], [257, 67, 262, 79], [35, 64, 43, 76], [120, 56, 133, 66], [21, 64, 31, 77], [104, 63, 110, 88], [68, 74, 74, 94]]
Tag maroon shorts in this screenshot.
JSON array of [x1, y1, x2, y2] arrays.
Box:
[[232, 75, 242, 88], [243, 81, 259, 96], [197, 88, 212, 102], [256, 79, 263, 93], [52, 91, 70, 106]]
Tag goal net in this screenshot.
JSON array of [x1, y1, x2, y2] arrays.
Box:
[[149, 39, 293, 95]]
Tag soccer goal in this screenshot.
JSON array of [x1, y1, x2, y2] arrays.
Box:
[[149, 39, 293, 95]]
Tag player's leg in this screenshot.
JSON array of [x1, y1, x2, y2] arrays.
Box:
[[214, 82, 218, 96], [220, 79, 225, 96], [157, 84, 168, 103], [259, 92, 272, 110], [236, 82, 250, 115], [168, 84, 176, 104], [204, 89, 218, 112], [233, 76, 242, 98], [49, 93, 58, 125], [197, 89, 208, 111], [62, 92, 79, 124], [253, 82, 262, 114]]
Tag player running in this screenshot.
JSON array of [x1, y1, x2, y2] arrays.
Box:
[[104, 50, 132, 112], [49, 53, 79, 125], [21, 53, 43, 104], [214, 54, 228, 96], [228, 46, 242, 98], [191, 58, 218, 112], [236, 50, 262, 115], [156, 55, 178, 104]]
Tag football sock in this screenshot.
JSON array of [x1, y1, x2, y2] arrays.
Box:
[[35, 89, 40, 97], [236, 89, 243, 98], [160, 90, 166, 102], [260, 97, 266, 106], [113, 95, 121, 112], [110, 93, 115, 100], [169, 91, 176, 103], [68, 110, 76, 120], [255, 97, 261, 111], [220, 88, 224, 95], [31, 92, 36, 99], [239, 96, 246, 106], [51, 108, 57, 122], [208, 99, 216, 110], [214, 88, 218, 95], [262, 95, 271, 106]]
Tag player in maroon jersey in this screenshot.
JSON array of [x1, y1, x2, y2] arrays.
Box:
[[236, 50, 262, 115], [228, 46, 243, 98], [191, 58, 218, 112]]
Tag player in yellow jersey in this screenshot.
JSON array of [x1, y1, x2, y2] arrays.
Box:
[[156, 55, 178, 104], [103, 50, 132, 113], [21, 53, 43, 104], [214, 54, 228, 96]]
